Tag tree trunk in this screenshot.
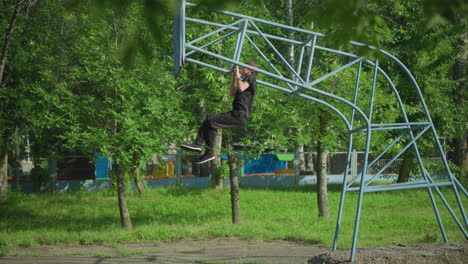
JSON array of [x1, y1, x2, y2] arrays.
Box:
[[316, 116, 330, 219], [226, 134, 241, 224], [48, 159, 57, 193], [397, 153, 414, 183], [285, 0, 295, 79], [298, 144, 307, 175], [0, 0, 22, 198], [304, 145, 315, 175], [316, 141, 330, 218], [211, 130, 224, 189], [452, 17, 467, 179], [114, 163, 132, 229], [307, 153, 315, 175], [0, 0, 21, 85], [0, 151, 8, 198], [133, 168, 145, 194], [453, 131, 467, 179]]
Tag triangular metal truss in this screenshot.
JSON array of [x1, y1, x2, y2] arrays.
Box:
[[173, 1, 467, 261]]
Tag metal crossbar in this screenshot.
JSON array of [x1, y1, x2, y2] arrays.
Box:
[[174, 1, 468, 261]]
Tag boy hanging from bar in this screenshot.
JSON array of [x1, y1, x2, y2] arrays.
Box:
[[181, 61, 260, 164]]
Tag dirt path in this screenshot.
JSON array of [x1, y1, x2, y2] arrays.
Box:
[[1, 238, 467, 264]]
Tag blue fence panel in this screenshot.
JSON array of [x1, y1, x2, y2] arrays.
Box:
[[243, 154, 287, 175], [95, 153, 111, 180]]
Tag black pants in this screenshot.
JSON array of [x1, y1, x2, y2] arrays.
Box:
[[194, 111, 248, 154]]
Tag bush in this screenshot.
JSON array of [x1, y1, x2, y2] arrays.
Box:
[[30, 167, 49, 192], [215, 163, 229, 179]]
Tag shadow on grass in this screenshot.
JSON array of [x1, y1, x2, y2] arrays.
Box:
[[162, 186, 207, 196], [239, 184, 344, 193], [0, 184, 344, 234], [1, 208, 226, 233], [0, 190, 228, 233]]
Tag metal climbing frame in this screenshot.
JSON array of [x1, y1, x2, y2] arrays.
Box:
[[173, 0, 467, 261]]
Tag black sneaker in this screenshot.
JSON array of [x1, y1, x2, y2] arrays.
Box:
[[181, 143, 202, 152], [195, 153, 215, 164]]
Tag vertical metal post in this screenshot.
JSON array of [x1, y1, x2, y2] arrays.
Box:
[[419, 133, 466, 232], [384, 67, 450, 242], [181, 0, 185, 60], [350, 60, 378, 262], [388, 54, 468, 228], [422, 171, 449, 241], [294, 45, 306, 90], [333, 62, 362, 251], [403, 124, 449, 241], [232, 19, 249, 67], [173, 0, 185, 77], [350, 62, 362, 125], [332, 137, 353, 250], [177, 4, 468, 260], [350, 130, 370, 262], [305, 36, 317, 84], [368, 59, 378, 122]]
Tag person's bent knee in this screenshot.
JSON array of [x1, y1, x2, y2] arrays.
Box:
[[204, 119, 217, 129]]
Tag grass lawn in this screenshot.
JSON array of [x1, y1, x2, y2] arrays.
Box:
[[0, 184, 466, 255]]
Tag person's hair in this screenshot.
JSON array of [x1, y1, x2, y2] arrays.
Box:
[[245, 61, 260, 76]]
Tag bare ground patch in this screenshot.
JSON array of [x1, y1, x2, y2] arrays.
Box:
[[310, 242, 468, 264], [1, 238, 467, 264]]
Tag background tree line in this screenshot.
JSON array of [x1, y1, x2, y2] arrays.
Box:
[[0, 0, 465, 227]]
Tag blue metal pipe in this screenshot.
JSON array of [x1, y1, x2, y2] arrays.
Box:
[[350, 61, 379, 260], [305, 36, 317, 84], [310, 57, 364, 87], [185, 57, 353, 130], [349, 123, 429, 133], [350, 124, 372, 262], [187, 19, 244, 46], [179, 3, 467, 261], [365, 129, 409, 171], [255, 80, 353, 131], [185, 58, 229, 73], [186, 30, 238, 57], [347, 182, 453, 192], [376, 56, 452, 244], [185, 43, 371, 128], [350, 61, 362, 126], [365, 125, 431, 185], [249, 21, 304, 83], [294, 56, 363, 95], [454, 177, 468, 197], [373, 48, 466, 234], [294, 44, 306, 90], [185, 17, 305, 46], [423, 169, 468, 237], [349, 60, 380, 261], [186, 2, 326, 37], [379, 51, 467, 227], [245, 35, 295, 91], [333, 61, 362, 251], [232, 19, 249, 64], [420, 170, 448, 242], [333, 134, 353, 251]]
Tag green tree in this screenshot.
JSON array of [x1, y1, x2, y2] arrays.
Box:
[[0, 0, 41, 197], [60, 4, 188, 228]]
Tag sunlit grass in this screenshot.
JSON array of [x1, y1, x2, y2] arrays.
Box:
[[0, 184, 466, 255]]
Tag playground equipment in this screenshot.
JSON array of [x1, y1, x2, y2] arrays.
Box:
[[173, 1, 467, 261], [152, 162, 176, 178]]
